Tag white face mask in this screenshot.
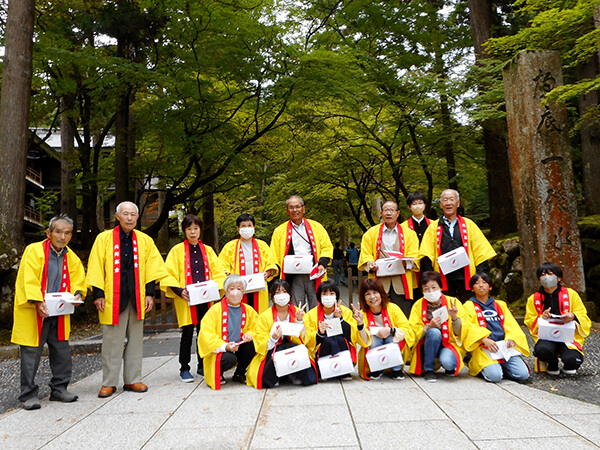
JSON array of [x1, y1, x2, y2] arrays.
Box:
[[423, 289, 442, 303], [321, 295, 337, 308], [540, 274, 558, 289], [239, 227, 255, 240], [411, 204, 425, 215], [273, 293, 290, 306]]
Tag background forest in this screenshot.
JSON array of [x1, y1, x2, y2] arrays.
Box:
[[1, 0, 600, 328]]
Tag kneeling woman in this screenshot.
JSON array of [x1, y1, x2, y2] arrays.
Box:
[[247, 280, 318, 388], [357, 278, 414, 380], [408, 271, 468, 383], [198, 274, 257, 389], [304, 281, 370, 379], [463, 273, 530, 383]]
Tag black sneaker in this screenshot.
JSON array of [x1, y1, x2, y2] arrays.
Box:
[[232, 373, 246, 384], [547, 362, 560, 376], [391, 370, 405, 380], [445, 369, 455, 376], [369, 371, 383, 380], [424, 371, 437, 383]]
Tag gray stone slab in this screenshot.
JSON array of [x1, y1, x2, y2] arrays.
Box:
[[500, 382, 600, 415], [162, 392, 264, 429], [437, 396, 576, 441], [341, 374, 417, 393], [41, 411, 172, 450], [0, 434, 50, 450], [93, 389, 194, 414], [262, 381, 346, 407], [355, 420, 477, 449], [410, 372, 514, 401], [345, 385, 447, 423], [474, 436, 598, 449], [144, 426, 255, 450], [552, 414, 600, 445], [250, 404, 358, 449]]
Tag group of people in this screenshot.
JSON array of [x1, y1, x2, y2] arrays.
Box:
[[11, 191, 591, 410]]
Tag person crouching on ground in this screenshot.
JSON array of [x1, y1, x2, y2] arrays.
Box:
[[524, 262, 590, 376], [246, 279, 318, 388], [198, 274, 257, 389], [303, 281, 370, 380], [463, 273, 530, 383], [408, 271, 468, 383], [357, 278, 414, 381]]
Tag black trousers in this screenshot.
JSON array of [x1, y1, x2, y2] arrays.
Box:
[[443, 279, 471, 302], [534, 339, 584, 371], [179, 303, 209, 373], [220, 342, 256, 375], [20, 316, 72, 402], [388, 285, 412, 318], [261, 342, 317, 388]]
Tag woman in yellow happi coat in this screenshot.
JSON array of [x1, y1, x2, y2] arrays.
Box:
[[247, 279, 318, 388], [356, 278, 415, 380], [219, 213, 278, 313], [407, 271, 469, 383], [463, 273, 529, 383], [198, 275, 257, 389]]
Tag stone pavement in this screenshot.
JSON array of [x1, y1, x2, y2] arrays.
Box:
[[1, 340, 600, 450]]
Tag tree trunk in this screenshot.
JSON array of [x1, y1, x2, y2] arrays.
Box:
[[468, 0, 517, 235], [201, 184, 218, 250], [115, 91, 131, 205], [0, 0, 35, 271], [60, 96, 78, 232]]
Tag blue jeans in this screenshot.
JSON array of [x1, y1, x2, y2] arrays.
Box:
[[370, 335, 403, 371], [423, 327, 457, 372], [481, 356, 530, 383]]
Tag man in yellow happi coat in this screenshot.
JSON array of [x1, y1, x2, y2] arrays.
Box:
[[359, 200, 420, 317], [419, 189, 496, 301], [87, 201, 176, 398], [11, 215, 86, 410], [270, 196, 333, 309], [219, 213, 278, 313]]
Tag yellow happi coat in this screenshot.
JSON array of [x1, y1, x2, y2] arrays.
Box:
[[197, 300, 258, 390], [358, 222, 420, 299], [524, 287, 591, 372], [419, 217, 496, 289], [270, 218, 333, 282], [407, 296, 469, 375], [357, 303, 415, 379], [463, 299, 530, 377], [163, 241, 227, 327], [219, 238, 278, 313], [12, 241, 86, 347], [246, 304, 315, 389], [86, 227, 176, 325], [303, 304, 371, 360]]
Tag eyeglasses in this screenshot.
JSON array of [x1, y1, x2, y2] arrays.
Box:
[[382, 209, 398, 213], [287, 205, 304, 210]]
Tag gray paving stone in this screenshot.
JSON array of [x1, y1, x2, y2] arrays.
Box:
[[355, 419, 477, 449], [262, 381, 346, 407], [144, 426, 255, 450], [552, 414, 600, 445], [474, 436, 599, 449], [250, 403, 358, 449], [500, 382, 600, 415]]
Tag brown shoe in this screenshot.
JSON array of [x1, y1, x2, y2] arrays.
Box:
[[98, 386, 116, 398], [123, 382, 148, 393]]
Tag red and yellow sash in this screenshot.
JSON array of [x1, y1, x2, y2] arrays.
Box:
[[413, 295, 461, 375], [361, 308, 406, 379], [235, 238, 262, 306], [532, 288, 581, 351], [282, 219, 321, 290], [436, 216, 470, 291], [407, 216, 430, 231], [375, 222, 410, 298], [40, 239, 71, 341], [214, 298, 248, 390], [112, 226, 141, 323], [184, 240, 211, 324]]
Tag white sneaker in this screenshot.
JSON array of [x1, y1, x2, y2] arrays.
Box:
[[561, 368, 577, 376], [546, 368, 560, 376]]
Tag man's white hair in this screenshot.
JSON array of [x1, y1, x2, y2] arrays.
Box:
[[440, 189, 460, 200], [116, 201, 139, 215]]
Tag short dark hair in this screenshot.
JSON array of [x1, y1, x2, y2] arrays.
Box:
[[406, 192, 426, 206], [358, 278, 390, 312], [270, 279, 293, 301], [419, 271, 442, 289], [236, 213, 255, 227], [317, 280, 340, 303], [181, 214, 203, 232], [469, 272, 493, 290], [349, 242, 355, 248], [536, 262, 563, 279]]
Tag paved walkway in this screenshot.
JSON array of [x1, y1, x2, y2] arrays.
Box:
[[1, 337, 599, 450]]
